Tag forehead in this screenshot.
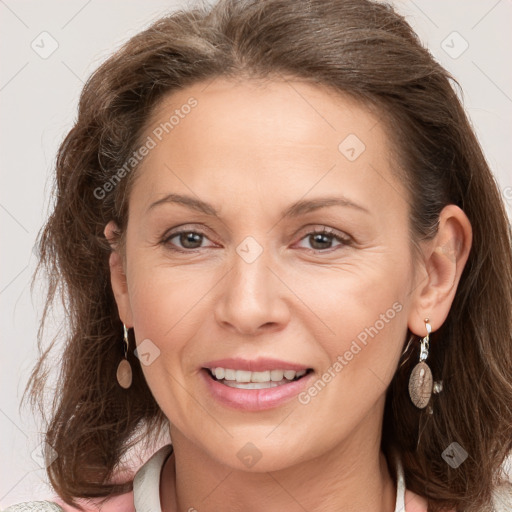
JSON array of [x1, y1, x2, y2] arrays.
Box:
[[129, 77, 406, 221], [146, 76, 384, 153]]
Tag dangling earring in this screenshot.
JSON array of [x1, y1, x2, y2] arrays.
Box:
[[408, 318, 433, 409], [116, 325, 133, 389]]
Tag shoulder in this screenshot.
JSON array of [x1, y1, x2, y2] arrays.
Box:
[[492, 481, 512, 512], [404, 489, 454, 512], [52, 492, 135, 512], [2, 502, 64, 512], [404, 483, 512, 511], [2, 492, 135, 512], [404, 488, 429, 512], [2, 445, 171, 512]]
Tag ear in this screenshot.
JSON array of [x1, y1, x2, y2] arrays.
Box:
[[104, 220, 133, 327], [408, 204, 472, 335]]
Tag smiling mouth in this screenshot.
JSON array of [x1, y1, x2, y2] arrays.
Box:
[[204, 367, 314, 389]]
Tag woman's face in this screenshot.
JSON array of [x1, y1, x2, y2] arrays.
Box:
[[111, 77, 422, 471]]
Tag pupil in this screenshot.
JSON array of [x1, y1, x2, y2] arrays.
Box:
[[311, 233, 331, 249], [181, 232, 202, 248]]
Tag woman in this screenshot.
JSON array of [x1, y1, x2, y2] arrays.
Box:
[[6, 0, 512, 511]]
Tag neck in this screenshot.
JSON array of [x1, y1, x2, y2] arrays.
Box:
[[161, 408, 396, 512]]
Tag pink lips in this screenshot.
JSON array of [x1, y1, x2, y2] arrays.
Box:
[[202, 357, 309, 372], [200, 357, 313, 411]]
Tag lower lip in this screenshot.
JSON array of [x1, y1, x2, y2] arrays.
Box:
[[200, 369, 314, 411]]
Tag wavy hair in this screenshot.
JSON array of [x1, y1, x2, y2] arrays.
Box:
[[26, 0, 512, 510]]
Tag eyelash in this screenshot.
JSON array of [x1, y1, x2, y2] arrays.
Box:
[[161, 226, 352, 254]]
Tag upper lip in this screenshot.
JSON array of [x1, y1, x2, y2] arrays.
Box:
[[202, 357, 311, 372]]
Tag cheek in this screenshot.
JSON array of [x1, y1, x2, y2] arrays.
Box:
[[124, 254, 222, 395], [301, 254, 410, 349], [126, 252, 207, 341], [125, 264, 202, 416], [298, 252, 411, 404]]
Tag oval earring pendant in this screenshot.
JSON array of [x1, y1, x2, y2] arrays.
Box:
[[117, 359, 133, 389], [408, 361, 433, 409]]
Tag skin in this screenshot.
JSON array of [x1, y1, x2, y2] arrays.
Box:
[[106, 77, 472, 512]]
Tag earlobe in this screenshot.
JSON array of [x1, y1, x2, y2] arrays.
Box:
[[408, 204, 472, 335], [104, 221, 133, 327]]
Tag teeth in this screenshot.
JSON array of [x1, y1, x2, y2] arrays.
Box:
[[251, 370, 270, 383], [209, 367, 308, 384], [270, 369, 284, 381], [235, 370, 252, 382], [223, 381, 282, 389], [224, 369, 236, 381]]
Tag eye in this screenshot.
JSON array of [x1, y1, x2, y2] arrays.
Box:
[[296, 227, 351, 252], [162, 229, 215, 251], [161, 226, 351, 253]]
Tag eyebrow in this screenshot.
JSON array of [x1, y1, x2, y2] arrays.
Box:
[[146, 193, 370, 217]]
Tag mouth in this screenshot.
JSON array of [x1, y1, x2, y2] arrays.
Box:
[[200, 357, 316, 410], [203, 367, 314, 389]]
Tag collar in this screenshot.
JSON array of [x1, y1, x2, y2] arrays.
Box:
[[133, 444, 173, 512], [133, 444, 407, 512]]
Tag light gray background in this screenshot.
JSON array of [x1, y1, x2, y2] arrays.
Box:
[[1, 0, 511, 507]]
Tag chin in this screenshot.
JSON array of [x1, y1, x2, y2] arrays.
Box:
[[194, 432, 312, 473]]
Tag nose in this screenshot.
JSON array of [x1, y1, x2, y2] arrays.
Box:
[[214, 242, 291, 336]]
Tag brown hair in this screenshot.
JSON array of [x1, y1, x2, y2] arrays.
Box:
[[26, 0, 512, 510]]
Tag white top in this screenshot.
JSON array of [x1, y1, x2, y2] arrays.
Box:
[[1, 444, 406, 512], [131, 444, 407, 512], [5, 444, 512, 511]]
